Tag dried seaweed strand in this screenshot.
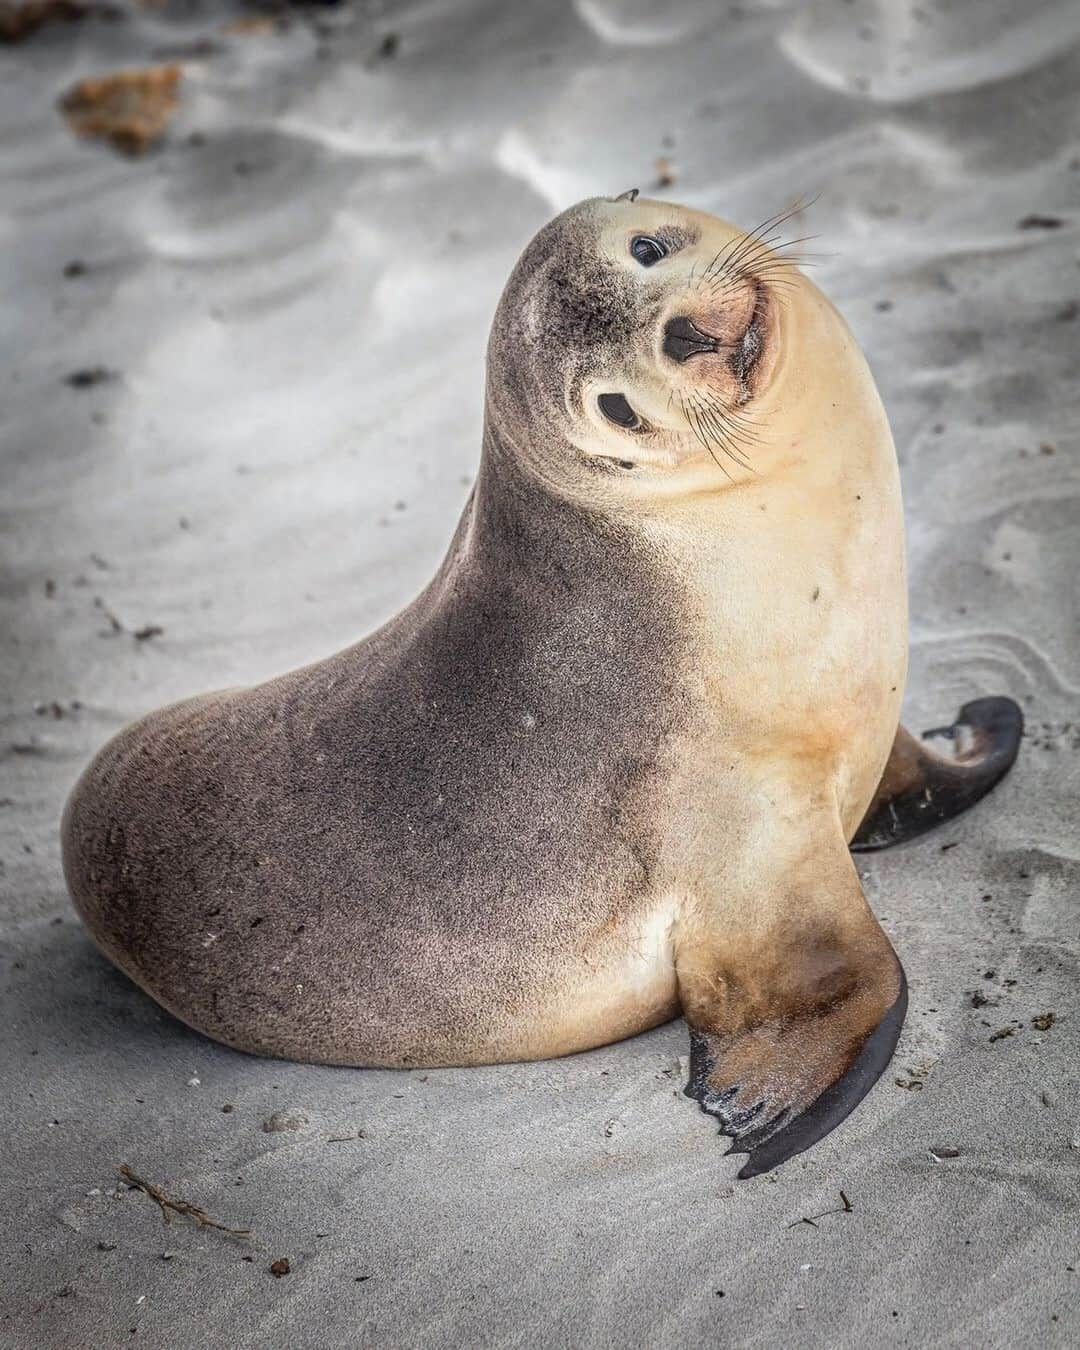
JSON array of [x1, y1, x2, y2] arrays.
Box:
[[787, 1190, 854, 1229], [118, 1164, 251, 1237]]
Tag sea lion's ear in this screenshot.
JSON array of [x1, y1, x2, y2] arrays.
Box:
[[676, 831, 907, 1178], [614, 188, 640, 202]]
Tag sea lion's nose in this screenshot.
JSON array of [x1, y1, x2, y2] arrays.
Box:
[[663, 315, 718, 362]]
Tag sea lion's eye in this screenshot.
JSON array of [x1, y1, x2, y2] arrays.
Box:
[[630, 235, 667, 267], [598, 393, 641, 429]]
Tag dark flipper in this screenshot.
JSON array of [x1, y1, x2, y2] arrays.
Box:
[[852, 696, 1023, 853], [677, 839, 907, 1178], [694, 971, 908, 1179]]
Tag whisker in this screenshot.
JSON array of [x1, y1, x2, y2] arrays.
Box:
[[682, 394, 733, 480], [737, 273, 801, 293], [711, 238, 820, 291], [699, 211, 784, 287], [722, 225, 790, 275], [702, 413, 758, 460], [699, 391, 766, 452], [704, 201, 823, 292], [742, 261, 808, 276], [721, 408, 767, 437], [709, 204, 800, 278], [705, 228, 786, 291], [740, 252, 822, 277], [701, 417, 753, 473], [692, 395, 753, 474], [706, 193, 817, 283], [699, 247, 727, 288]]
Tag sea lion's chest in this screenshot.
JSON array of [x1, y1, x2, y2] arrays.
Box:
[[645, 477, 908, 832]]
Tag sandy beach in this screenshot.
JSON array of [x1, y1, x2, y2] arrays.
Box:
[[1, 1, 1077, 1345]]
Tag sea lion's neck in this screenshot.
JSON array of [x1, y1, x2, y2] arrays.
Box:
[[465, 421, 638, 590]]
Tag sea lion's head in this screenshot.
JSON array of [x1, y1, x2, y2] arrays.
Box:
[[485, 195, 878, 503]]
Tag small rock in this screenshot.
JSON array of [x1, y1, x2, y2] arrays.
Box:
[[654, 156, 675, 189], [270, 1257, 290, 1278], [59, 64, 181, 156], [262, 1109, 308, 1133], [64, 367, 116, 389]]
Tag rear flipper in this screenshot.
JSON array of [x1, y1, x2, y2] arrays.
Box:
[[851, 696, 1023, 853], [678, 824, 907, 1178]]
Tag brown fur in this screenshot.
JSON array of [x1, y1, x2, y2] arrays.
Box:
[[63, 447, 692, 1064]]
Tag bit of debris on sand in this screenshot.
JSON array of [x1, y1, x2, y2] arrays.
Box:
[[118, 1164, 251, 1238], [0, 0, 117, 44], [59, 65, 181, 156]]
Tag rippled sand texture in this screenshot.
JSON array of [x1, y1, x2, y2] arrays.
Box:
[[1, 1, 1077, 1346]]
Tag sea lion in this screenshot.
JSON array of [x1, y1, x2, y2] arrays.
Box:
[[61, 194, 1022, 1177]]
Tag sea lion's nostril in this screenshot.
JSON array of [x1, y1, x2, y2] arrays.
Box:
[[663, 315, 718, 362]]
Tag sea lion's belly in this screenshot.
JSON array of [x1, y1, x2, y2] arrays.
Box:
[[63, 678, 686, 1067], [213, 887, 682, 1068], [475, 896, 683, 1065]]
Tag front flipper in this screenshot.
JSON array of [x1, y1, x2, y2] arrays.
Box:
[[678, 835, 906, 1178], [852, 696, 1023, 852]]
